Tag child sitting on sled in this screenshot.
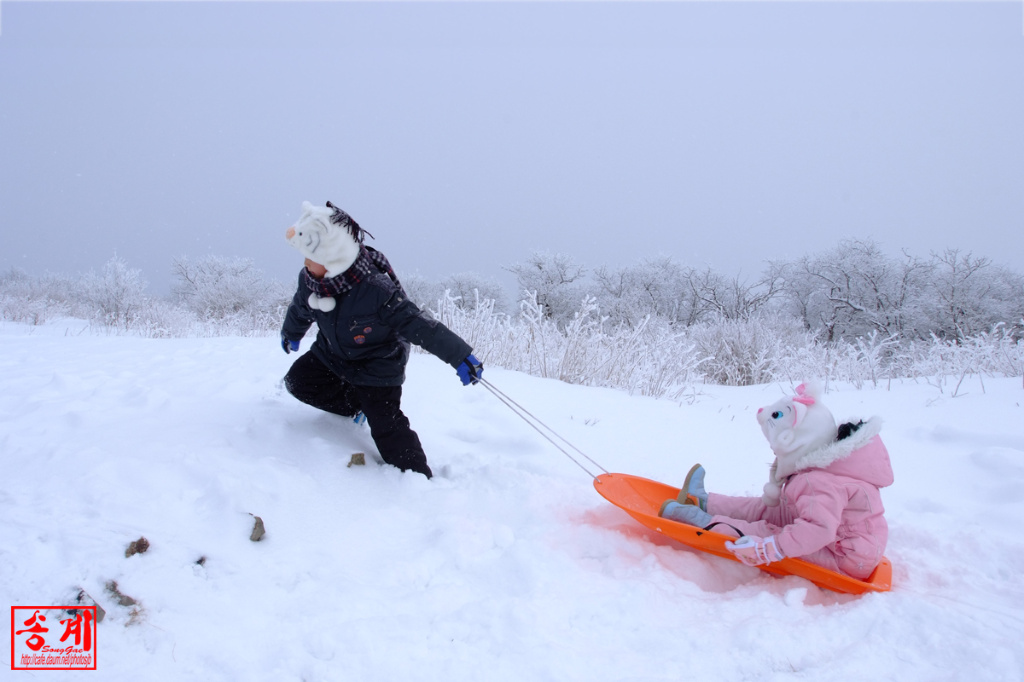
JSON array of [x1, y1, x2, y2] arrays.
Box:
[[659, 383, 894, 579]]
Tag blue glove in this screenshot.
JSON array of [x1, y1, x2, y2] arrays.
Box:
[[281, 333, 300, 354], [456, 354, 483, 385]]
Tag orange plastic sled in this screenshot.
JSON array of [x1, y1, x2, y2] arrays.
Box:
[[594, 472, 892, 595]]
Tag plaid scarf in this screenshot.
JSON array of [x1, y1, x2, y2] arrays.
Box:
[[303, 246, 404, 299]]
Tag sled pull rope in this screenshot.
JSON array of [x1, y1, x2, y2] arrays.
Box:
[[479, 378, 608, 479]]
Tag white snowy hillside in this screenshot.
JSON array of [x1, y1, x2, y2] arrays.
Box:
[[1, 320, 1022, 681]]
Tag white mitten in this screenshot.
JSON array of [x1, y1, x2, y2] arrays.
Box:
[[726, 535, 785, 567]]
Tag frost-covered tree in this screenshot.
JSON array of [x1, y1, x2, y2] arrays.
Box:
[[778, 240, 928, 342], [592, 256, 695, 327], [401, 274, 447, 312], [920, 249, 1024, 343], [80, 256, 149, 329], [402, 272, 508, 315], [439, 272, 508, 314], [505, 251, 586, 325], [0, 268, 76, 324], [684, 265, 783, 322], [172, 255, 287, 321]]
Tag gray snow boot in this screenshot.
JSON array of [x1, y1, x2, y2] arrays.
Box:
[[676, 463, 708, 511]]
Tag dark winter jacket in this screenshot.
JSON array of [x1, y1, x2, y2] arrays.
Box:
[[281, 269, 472, 387]]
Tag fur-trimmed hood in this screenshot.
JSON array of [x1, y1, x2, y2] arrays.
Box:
[[785, 416, 883, 478], [762, 417, 893, 506]]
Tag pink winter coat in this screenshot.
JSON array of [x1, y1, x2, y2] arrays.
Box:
[[707, 418, 894, 579]]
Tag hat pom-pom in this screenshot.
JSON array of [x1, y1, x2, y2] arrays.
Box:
[[308, 294, 336, 312]]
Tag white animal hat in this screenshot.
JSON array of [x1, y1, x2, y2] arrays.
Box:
[[284, 201, 369, 278], [757, 382, 838, 480]]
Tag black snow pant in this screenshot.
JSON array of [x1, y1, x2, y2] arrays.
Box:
[[283, 351, 432, 479]]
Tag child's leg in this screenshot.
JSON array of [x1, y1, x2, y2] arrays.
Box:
[[705, 515, 779, 539], [354, 384, 432, 479], [707, 493, 773, 523], [709, 494, 853, 574], [834, 538, 884, 579], [283, 352, 362, 417], [702, 494, 781, 538], [793, 546, 843, 574]]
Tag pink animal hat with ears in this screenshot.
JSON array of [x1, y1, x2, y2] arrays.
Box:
[[757, 382, 838, 481]]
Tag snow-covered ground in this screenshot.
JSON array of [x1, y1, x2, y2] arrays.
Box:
[[2, 319, 1022, 681]]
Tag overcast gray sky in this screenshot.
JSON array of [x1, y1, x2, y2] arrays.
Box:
[[1, 1, 1023, 295]]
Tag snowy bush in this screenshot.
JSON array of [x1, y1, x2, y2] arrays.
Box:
[[918, 249, 1024, 344], [78, 256, 150, 330], [426, 290, 698, 398], [172, 255, 291, 326], [1, 256, 291, 338], [129, 298, 200, 339], [404, 272, 509, 315], [889, 325, 1024, 392], [426, 290, 703, 398], [504, 251, 587, 326], [426, 284, 1023, 396], [440, 272, 509, 315], [0, 262, 150, 330], [591, 256, 694, 327], [685, 315, 799, 387], [401, 273, 445, 313], [589, 259, 783, 329], [3, 246, 1023, 395], [0, 268, 73, 325]]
